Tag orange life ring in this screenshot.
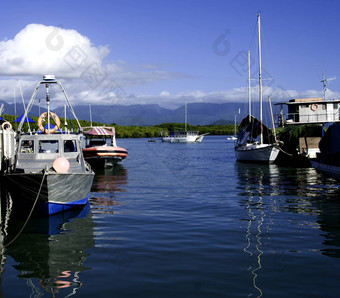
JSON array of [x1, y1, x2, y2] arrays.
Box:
[[311, 103, 319, 111], [37, 112, 60, 134]]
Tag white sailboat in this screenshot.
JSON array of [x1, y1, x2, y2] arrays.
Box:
[[227, 114, 238, 141], [235, 13, 279, 163], [162, 100, 207, 143]]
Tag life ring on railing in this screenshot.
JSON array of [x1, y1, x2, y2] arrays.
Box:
[[311, 103, 319, 111], [1, 121, 12, 130], [37, 112, 61, 134]]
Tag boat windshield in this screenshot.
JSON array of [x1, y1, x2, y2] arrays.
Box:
[[20, 140, 34, 153], [39, 140, 59, 153], [64, 140, 77, 153]]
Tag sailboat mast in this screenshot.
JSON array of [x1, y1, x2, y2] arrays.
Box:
[[257, 12, 263, 144], [248, 50, 251, 121]]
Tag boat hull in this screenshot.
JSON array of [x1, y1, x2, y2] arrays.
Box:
[[310, 159, 340, 180], [235, 143, 279, 163], [162, 134, 206, 143], [5, 172, 94, 215], [82, 146, 128, 169]]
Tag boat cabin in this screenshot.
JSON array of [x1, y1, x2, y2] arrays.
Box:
[[275, 98, 340, 127], [82, 126, 117, 148], [16, 134, 86, 173]]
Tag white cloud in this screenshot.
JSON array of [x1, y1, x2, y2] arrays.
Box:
[[160, 91, 170, 96], [0, 24, 109, 77], [0, 24, 339, 110]]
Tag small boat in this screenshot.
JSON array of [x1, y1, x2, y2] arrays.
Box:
[[82, 126, 128, 169], [310, 124, 340, 180], [162, 99, 207, 143], [4, 75, 94, 216], [227, 114, 238, 141], [235, 13, 279, 163], [162, 130, 207, 143], [235, 115, 279, 163]]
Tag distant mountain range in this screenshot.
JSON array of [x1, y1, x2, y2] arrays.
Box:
[[0, 100, 268, 126]]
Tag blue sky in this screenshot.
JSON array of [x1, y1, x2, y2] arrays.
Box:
[[0, 0, 339, 109]]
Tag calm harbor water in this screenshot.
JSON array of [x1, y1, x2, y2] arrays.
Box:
[[1, 135, 340, 297]]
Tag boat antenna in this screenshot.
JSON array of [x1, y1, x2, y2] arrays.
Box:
[[257, 12, 263, 144], [185, 99, 187, 131], [89, 104, 92, 127], [64, 104, 68, 132], [248, 50, 251, 121], [46, 83, 51, 134], [321, 74, 336, 100], [18, 76, 82, 132]]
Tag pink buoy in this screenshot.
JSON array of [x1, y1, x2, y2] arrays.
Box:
[[52, 157, 70, 173]]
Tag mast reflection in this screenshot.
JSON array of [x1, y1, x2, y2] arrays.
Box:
[[236, 163, 279, 297]]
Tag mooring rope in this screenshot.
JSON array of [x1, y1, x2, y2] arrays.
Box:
[[278, 146, 294, 157], [4, 170, 47, 248]]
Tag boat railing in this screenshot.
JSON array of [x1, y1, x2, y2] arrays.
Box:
[[276, 111, 340, 126]]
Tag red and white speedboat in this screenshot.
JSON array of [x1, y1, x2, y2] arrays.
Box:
[[82, 126, 128, 169]]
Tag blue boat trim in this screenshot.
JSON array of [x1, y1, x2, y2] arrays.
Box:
[[36, 195, 90, 216]]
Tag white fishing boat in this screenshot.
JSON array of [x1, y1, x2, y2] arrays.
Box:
[[4, 75, 94, 216], [235, 13, 279, 163], [162, 100, 207, 143]]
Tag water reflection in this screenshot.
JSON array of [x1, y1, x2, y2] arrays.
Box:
[[236, 163, 279, 298], [236, 161, 340, 294], [4, 204, 94, 297], [90, 164, 127, 214]]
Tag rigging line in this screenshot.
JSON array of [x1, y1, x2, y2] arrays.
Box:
[[248, 17, 259, 54], [3, 170, 47, 248], [259, 23, 274, 81]]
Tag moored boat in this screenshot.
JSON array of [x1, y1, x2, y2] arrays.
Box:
[[161, 99, 207, 143], [235, 115, 279, 163], [234, 13, 279, 163], [82, 126, 128, 169], [4, 75, 94, 216], [162, 130, 207, 143], [310, 124, 340, 180]]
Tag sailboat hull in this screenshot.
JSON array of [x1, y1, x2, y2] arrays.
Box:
[[235, 143, 279, 163]]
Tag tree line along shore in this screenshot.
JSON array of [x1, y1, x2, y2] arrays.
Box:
[[2, 114, 236, 138]]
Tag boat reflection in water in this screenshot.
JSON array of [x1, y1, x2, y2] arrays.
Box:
[[90, 164, 127, 214], [4, 203, 94, 296], [236, 162, 340, 296], [236, 163, 280, 298]]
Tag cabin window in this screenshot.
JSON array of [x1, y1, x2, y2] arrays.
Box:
[[334, 103, 338, 110], [39, 140, 59, 153], [20, 140, 34, 153], [64, 140, 77, 152]]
